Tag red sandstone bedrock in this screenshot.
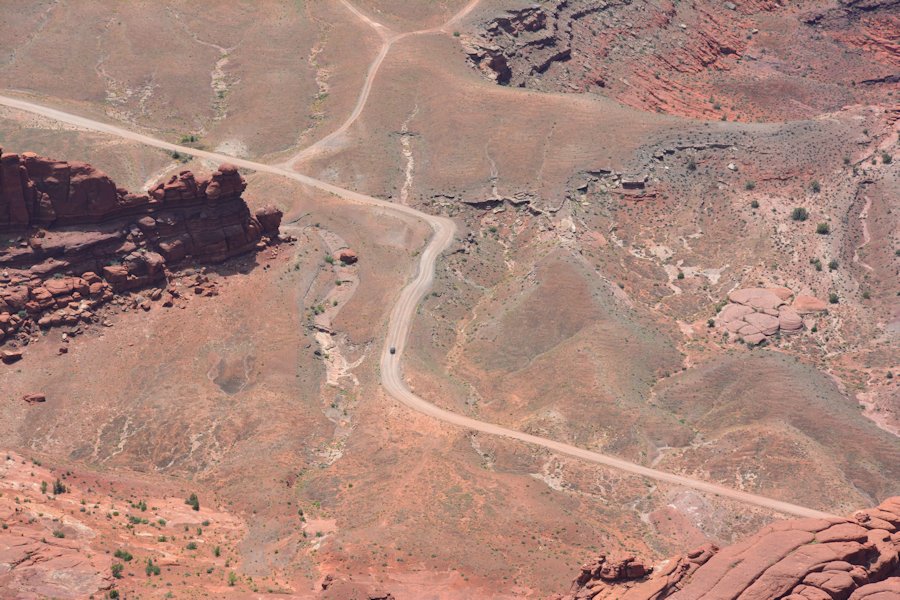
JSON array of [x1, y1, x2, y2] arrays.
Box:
[[557, 497, 900, 600], [1, 148, 282, 347]]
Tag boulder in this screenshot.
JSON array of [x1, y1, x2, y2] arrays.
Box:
[[2, 349, 23, 364], [743, 332, 767, 345], [794, 295, 828, 313], [339, 249, 359, 265], [23, 394, 45, 403], [255, 205, 283, 235], [728, 288, 787, 310], [718, 303, 754, 323], [779, 306, 804, 331], [745, 312, 780, 335], [770, 286, 795, 301]]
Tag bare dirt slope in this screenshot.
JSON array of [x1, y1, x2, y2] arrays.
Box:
[[1, 0, 897, 597]]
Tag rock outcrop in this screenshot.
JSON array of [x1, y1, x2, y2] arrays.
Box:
[[715, 287, 827, 345], [1, 148, 283, 349], [463, 0, 897, 121], [557, 497, 900, 600]]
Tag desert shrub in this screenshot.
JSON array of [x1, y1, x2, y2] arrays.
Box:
[[750, 200, 759, 209], [829, 292, 839, 304], [816, 222, 830, 235], [828, 259, 839, 271], [791, 207, 809, 221], [810, 180, 821, 193], [145, 558, 161, 576], [185, 493, 200, 511], [744, 181, 756, 190], [111, 563, 124, 579], [114, 549, 133, 562]]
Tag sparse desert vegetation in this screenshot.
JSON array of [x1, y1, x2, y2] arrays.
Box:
[[0, 0, 897, 598]]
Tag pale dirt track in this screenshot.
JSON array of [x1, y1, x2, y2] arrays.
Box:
[[0, 92, 836, 520], [283, 0, 482, 166]]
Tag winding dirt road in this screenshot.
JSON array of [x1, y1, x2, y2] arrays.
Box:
[[0, 92, 834, 520], [0, 0, 836, 521]]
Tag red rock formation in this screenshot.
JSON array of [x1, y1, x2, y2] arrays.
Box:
[[338, 249, 358, 264], [465, 0, 897, 121], [558, 498, 900, 600], [0, 148, 283, 350], [715, 287, 821, 345]]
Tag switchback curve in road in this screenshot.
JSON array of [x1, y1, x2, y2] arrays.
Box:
[[0, 94, 836, 520]]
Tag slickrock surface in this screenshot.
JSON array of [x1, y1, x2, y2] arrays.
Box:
[[715, 287, 828, 345], [557, 497, 900, 600], [1, 148, 282, 350]]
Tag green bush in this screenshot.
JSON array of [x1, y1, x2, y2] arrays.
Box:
[[185, 493, 200, 511], [744, 181, 756, 190], [750, 200, 759, 209], [810, 181, 821, 193], [114, 549, 133, 562], [816, 222, 830, 235], [829, 292, 839, 304], [882, 152, 892, 164], [111, 563, 124, 579], [145, 558, 161, 576], [828, 259, 839, 271], [791, 207, 809, 221]]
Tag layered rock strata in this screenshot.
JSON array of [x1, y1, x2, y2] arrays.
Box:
[[0, 148, 282, 348], [558, 497, 900, 600]]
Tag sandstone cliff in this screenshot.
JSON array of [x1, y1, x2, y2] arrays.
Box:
[[0, 148, 282, 348], [558, 497, 900, 599]]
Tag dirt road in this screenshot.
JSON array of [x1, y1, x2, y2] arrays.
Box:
[[283, 0, 482, 166], [0, 92, 836, 519]]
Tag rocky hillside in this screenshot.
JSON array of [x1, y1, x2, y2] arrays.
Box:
[[1, 149, 282, 355], [463, 0, 898, 121], [557, 497, 900, 599]]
